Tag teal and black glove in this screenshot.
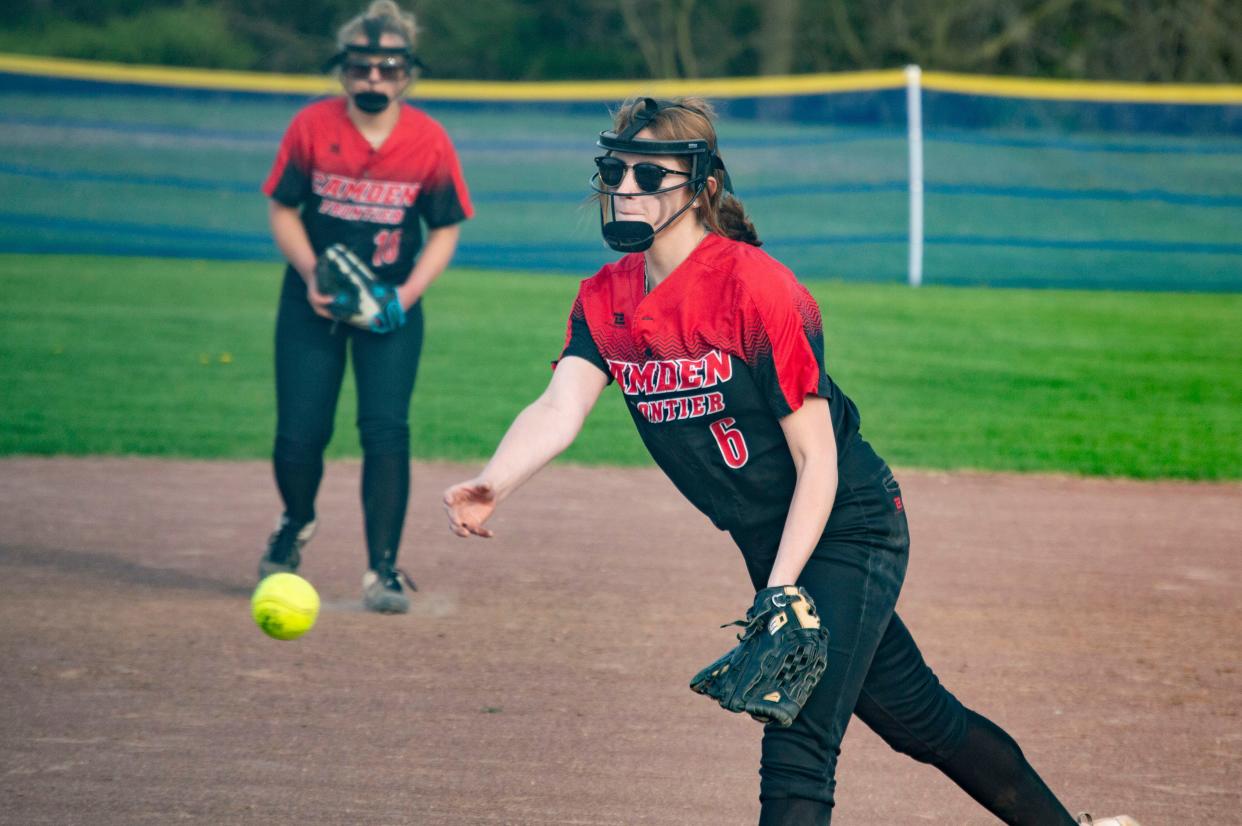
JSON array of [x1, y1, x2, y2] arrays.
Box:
[[314, 243, 406, 334]]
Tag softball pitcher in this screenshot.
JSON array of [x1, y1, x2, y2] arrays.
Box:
[[443, 96, 1139, 825]]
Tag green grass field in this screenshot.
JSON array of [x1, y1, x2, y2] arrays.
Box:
[[1, 254, 1238, 479]]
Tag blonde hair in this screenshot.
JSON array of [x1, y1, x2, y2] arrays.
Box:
[[610, 96, 761, 247], [336, 0, 420, 53]]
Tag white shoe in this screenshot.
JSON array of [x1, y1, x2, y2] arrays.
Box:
[[1077, 814, 1142, 826]]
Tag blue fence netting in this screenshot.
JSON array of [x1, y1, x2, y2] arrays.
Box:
[[1, 59, 1240, 291]]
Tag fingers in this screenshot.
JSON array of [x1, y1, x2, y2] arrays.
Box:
[[444, 511, 494, 539], [306, 281, 336, 306], [306, 289, 335, 319], [443, 481, 496, 539]]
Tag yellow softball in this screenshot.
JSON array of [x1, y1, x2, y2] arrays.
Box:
[[251, 573, 320, 641]]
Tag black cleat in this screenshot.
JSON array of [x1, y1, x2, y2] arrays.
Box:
[[362, 567, 416, 614], [258, 515, 317, 580]]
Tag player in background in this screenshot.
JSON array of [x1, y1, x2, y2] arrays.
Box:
[[442, 97, 1139, 825], [259, 0, 472, 613]]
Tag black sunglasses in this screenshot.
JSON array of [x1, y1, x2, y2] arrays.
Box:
[[344, 58, 408, 81], [594, 155, 689, 193]]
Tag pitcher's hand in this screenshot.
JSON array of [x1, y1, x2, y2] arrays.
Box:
[[443, 479, 497, 538]]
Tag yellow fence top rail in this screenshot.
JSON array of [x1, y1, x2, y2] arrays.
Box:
[[0, 53, 904, 99], [0, 53, 338, 95], [3, 52, 1241, 105], [921, 70, 1242, 105]]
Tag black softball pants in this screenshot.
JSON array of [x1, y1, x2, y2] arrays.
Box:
[[732, 441, 1074, 825], [272, 271, 424, 571]]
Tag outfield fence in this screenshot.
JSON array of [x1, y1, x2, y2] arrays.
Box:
[[2, 53, 1240, 290]]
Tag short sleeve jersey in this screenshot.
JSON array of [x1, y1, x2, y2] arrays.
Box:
[[559, 233, 869, 532], [263, 97, 473, 284]]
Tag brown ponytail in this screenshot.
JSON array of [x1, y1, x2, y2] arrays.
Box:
[[713, 192, 762, 247]]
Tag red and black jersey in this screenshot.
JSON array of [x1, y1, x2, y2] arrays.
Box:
[[559, 233, 875, 532], [263, 97, 472, 284]]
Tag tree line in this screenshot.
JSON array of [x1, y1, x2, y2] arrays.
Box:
[[3, 0, 1239, 83]]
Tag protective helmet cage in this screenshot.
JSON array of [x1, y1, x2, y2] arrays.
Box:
[[321, 15, 427, 74], [593, 98, 733, 195], [591, 97, 734, 253]]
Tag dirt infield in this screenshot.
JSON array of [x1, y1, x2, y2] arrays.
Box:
[[1, 458, 1238, 825]]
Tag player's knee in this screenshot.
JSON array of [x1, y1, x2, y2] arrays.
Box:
[[757, 795, 833, 826], [759, 779, 836, 814], [358, 419, 409, 455], [941, 708, 1027, 768], [856, 683, 970, 764], [274, 434, 330, 466], [758, 741, 838, 809]]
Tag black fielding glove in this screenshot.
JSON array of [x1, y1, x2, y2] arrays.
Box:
[[690, 585, 831, 727]]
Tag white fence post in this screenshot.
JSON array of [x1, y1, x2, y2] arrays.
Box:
[[905, 64, 925, 287]]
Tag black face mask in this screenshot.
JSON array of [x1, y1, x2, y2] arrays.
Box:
[[352, 91, 390, 113], [599, 185, 703, 253]]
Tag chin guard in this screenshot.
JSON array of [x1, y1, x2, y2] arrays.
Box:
[[601, 220, 657, 253], [593, 98, 733, 252], [352, 91, 391, 113]]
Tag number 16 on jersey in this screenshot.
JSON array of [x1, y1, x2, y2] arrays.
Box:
[[372, 229, 402, 268]]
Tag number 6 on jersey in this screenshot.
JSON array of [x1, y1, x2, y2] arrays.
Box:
[[710, 417, 749, 469]]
